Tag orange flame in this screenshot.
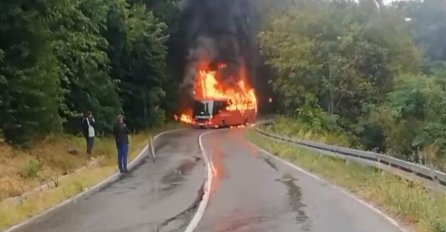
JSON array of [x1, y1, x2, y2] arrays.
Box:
[[195, 62, 257, 112], [174, 110, 193, 124], [175, 61, 257, 124]]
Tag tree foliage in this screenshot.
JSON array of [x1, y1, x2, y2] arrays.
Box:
[[2, 0, 446, 174], [394, 0, 446, 62], [259, 0, 446, 170], [259, 0, 420, 120], [106, 2, 168, 130], [0, 0, 63, 144], [0, 0, 171, 144], [53, 0, 122, 134]]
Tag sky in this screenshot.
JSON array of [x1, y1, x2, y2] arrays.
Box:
[[382, 0, 409, 5]]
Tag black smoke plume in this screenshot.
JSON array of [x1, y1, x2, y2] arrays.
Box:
[[177, 0, 257, 110]]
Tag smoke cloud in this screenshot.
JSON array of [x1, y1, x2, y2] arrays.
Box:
[[177, 0, 257, 106]]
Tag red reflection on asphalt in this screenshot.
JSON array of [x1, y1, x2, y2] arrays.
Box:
[[237, 129, 260, 157], [208, 208, 269, 232], [207, 135, 226, 196]]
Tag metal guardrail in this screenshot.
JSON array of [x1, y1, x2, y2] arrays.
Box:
[[255, 127, 446, 187]]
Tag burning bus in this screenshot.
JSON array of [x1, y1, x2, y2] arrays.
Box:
[[191, 98, 256, 128], [175, 61, 258, 128], [173, 0, 258, 128]]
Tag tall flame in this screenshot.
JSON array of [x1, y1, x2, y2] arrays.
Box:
[[175, 61, 257, 124]]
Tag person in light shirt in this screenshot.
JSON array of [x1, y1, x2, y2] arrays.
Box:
[[82, 111, 96, 155]]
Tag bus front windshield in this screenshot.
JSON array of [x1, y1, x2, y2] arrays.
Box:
[[192, 100, 214, 118]]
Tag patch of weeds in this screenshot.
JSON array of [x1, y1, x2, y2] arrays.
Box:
[[73, 181, 85, 193], [19, 159, 42, 179], [435, 220, 446, 232], [0, 176, 25, 199], [47, 155, 82, 175]]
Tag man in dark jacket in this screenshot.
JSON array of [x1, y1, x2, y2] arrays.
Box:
[[82, 111, 96, 155], [113, 114, 130, 173]]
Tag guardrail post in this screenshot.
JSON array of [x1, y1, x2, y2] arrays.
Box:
[[434, 175, 439, 184], [432, 169, 439, 184], [149, 136, 156, 163]]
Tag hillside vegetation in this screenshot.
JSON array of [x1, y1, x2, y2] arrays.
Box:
[[0, 1, 180, 228], [1, 0, 446, 228], [258, 0, 446, 171], [0, 0, 178, 145]]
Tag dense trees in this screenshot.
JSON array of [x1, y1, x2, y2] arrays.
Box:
[[259, 0, 446, 170], [55, 0, 122, 134], [395, 0, 446, 62], [0, 1, 63, 144], [0, 0, 171, 144], [1, 0, 445, 171], [105, 1, 169, 130]]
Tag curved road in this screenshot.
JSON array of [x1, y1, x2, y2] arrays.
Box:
[[8, 128, 403, 232], [196, 129, 402, 232]]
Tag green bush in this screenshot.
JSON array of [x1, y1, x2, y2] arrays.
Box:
[[435, 220, 446, 232], [19, 159, 42, 179], [267, 117, 352, 147]]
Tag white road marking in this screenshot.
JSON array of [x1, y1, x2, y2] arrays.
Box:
[[249, 141, 409, 232], [184, 129, 220, 232], [4, 128, 186, 232]]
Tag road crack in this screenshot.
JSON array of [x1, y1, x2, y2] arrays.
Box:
[[154, 182, 205, 232]]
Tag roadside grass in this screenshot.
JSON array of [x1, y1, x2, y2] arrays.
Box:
[[265, 117, 353, 147], [0, 123, 181, 230], [266, 118, 446, 173], [0, 166, 115, 229], [246, 130, 446, 232]]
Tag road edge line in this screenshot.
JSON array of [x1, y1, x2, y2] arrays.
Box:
[[184, 130, 216, 232], [249, 141, 409, 232], [3, 128, 185, 232]]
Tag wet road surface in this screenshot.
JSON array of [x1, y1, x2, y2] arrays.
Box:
[[10, 129, 206, 232], [196, 128, 403, 232], [9, 127, 403, 232]]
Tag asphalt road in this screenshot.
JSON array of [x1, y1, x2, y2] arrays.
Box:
[[196, 128, 403, 232], [10, 129, 206, 232], [8, 127, 404, 232]]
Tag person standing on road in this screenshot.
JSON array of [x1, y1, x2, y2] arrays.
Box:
[[82, 111, 96, 155], [113, 114, 130, 173]]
